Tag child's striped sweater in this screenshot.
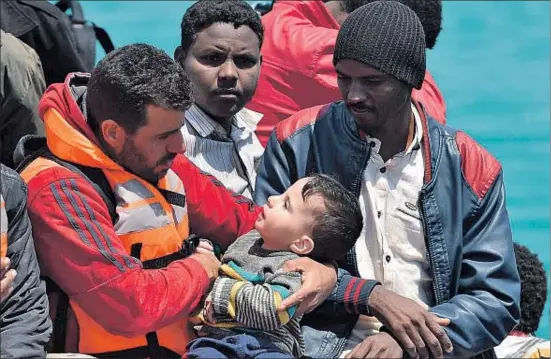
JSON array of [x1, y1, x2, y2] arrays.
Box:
[[197, 230, 304, 357]]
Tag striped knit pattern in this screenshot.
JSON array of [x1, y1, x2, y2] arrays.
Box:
[[182, 104, 264, 200], [199, 230, 305, 357]]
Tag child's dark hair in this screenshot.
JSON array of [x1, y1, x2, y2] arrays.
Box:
[[513, 242, 548, 334], [301, 173, 363, 262], [180, 0, 264, 53]]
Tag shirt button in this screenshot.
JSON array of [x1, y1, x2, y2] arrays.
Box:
[[385, 255, 391, 263], [380, 167, 387, 173], [377, 210, 382, 218]]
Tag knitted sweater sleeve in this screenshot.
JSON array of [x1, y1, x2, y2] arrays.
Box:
[[210, 270, 302, 331], [207, 231, 303, 331]]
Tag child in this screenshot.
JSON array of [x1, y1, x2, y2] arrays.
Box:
[[185, 174, 363, 359]]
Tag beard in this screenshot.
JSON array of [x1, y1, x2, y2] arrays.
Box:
[[119, 138, 175, 184], [118, 138, 159, 184], [99, 134, 176, 184]]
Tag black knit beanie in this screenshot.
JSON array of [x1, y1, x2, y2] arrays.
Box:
[[333, 1, 426, 89]]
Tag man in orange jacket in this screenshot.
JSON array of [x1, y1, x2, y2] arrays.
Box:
[[248, 0, 446, 146], [13, 43, 339, 358]]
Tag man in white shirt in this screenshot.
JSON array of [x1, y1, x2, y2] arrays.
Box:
[[255, 2, 520, 358], [175, 0, 264, 199]]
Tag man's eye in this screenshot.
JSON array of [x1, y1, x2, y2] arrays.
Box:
[[367, 79, 383, 85], [284, 200, 289, 209], [234, 56, 257, 69], [201, 53, 223, 64]]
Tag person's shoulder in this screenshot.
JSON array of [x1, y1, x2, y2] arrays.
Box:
[[273, 102, 339, 144], [1, 164, 27, 202], [20, 157, 100, 208], [429, 118, 502, 200]]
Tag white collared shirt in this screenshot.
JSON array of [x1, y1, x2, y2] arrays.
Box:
[[343, 103, 434, 354], [182, 104, 265, 199]]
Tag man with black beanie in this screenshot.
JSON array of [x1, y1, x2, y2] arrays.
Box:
[[248, 0, 446, 147], [255, 2, 520, 358]]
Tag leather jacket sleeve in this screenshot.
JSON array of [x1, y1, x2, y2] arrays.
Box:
[[311, 268, 380, 316], [254, 131, 295, 205], [430, 171, 521, 357]]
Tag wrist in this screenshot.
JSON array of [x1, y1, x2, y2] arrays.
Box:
[[367, 283, 383, 314]]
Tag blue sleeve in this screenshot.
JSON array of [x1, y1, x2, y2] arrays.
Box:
[[312, 267, 380, 316], [430, 171, 521, 357], [254, 131, 296, 205]]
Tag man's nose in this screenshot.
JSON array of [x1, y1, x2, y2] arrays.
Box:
[[347, 81, 367, 104], [168, 131, 186, 154], [218, 60, 238, 87]]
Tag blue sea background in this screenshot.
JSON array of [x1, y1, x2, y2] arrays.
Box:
[[79, 0, 550, 338]]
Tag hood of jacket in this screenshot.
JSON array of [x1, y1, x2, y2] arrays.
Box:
[[16, 73, 123, 171]]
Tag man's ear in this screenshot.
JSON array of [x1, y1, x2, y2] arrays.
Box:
[[289, 235, 314, 256], [174, 46, 186, 65], [100, 119, 126, 153]]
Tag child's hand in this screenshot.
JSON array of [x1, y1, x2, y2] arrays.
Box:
[[196, 239, 214, 254], [345, 332, 404, 359], [202, 296, 216, 325]]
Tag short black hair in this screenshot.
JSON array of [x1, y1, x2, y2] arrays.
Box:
[[180, 0, 264, 53], [342, 0, 442, 49], [87, 43, 193, 135], [513, 242, 548, 334], [302, 173, 363, 262]]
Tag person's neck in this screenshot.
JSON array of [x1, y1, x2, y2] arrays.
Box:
[[214, 116, 233, 134], [369, 106, 414, 163], [510, 330, 530, 337], [197, 104, 233, 134]]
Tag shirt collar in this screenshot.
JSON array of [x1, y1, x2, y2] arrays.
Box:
[[185, 104, 264, 138], [407, 102, 423, 153], [234, 107, 264, 132], [366, 102, 423, 155]]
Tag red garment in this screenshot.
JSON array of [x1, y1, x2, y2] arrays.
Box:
[[249, 0, 447, 146], [25, 79, 261, 338]]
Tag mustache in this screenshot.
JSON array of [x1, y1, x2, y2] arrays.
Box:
[[347, 102, 377, 112], [213, 88, 241, 96], [157, 153, 176, 166]]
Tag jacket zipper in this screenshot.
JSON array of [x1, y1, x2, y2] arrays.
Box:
[[354, 142, 373, 195], [418, 189, 443, 305], [351, 141, 373, 276]]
